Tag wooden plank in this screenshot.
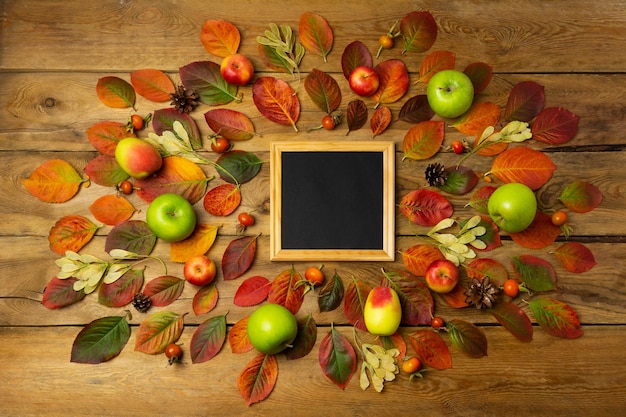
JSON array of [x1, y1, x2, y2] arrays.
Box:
[[0, 325, 624, 416]]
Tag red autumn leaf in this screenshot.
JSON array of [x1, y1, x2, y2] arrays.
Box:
[[341, 40, 372, 80], [204, 108, 256, 141], [48, 215, 100, 255], [398, 94, 434, 124], [406, 330, 452, 370], [559, 180, 603, 213], [465, 258, 509, 286], [89, 194, 135, 226], [370, 106, 391, 138], [153, 108, 202, 149], [299, 12, 334, 62], [491, 302, 534, 342], [229, 316, 254, 353], [200, 19, 241, 58], [467, 185, 497, 214], [285, 315, 318, 361], [96, 76, 135, 108], [439, 165, 479, 195], [98, 269, 144, 308], [238, 353, 278, 405], [553, 242, 597, 273], [528, 298, 582, 339], [86, 121, 133, 155], [252, 77, 300, 131], [304, 68, 341, 114], [475, 216, 502, 251], [134, 311, 184, 354], [143, 275, 185, 307], [203, 183, 241, 216], [504, 80, 545, 122], [532, 107, 580, 145], [192, 283, 219, 315], [401, 244, 445, 276], [268, 267, 306, 315], [399, 189, 453, 227], [371, 59, 409, 106], [383, 270, 434, 325], [464, 62, 493, 94], [452, 102, 501, 136], [489, 147, 556, 190], [190, 315, 226, 364], [135, 156, 210, 204], [42, 277, 86, 309], [439, 281, 469, 308], [222, 235, 257, 280], [234, 276, 272, 307], [318, 327, 357, 390], [510, 211, 561, 249], [22, 159, 83, 203], [346, 99, 368, 134], [511, 255, 557, 292], [475, 139, 508, 156], [179, 61, 238, 106], [402, 120, 445, 160], [418, 50, 455, 83], [447, 319, 488, 358], [343, 278, 371, 332], [381, 333, 407, 360], [130, 69, 175, 102], [399, 11, 437, 54], [84, 154, 128, 187]]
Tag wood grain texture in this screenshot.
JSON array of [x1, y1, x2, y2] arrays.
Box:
[[1, 0, 625, 415]]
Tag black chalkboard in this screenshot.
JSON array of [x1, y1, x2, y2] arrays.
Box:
[[270, 141, 395, 262]]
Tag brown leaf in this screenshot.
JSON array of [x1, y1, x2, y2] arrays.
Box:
[[222, 235, 257, 280], [370, 106, 391, 138], [238, 353, 278, 405], [346, 99, 368, 135], [252, 77, 300, 131]]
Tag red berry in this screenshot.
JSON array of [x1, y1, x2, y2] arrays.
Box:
[[119, 180, 133, 195], [431, 316, 445, 329], [321, 115, 336, 130], [451, 140, 464, 155], [503, 279, 520, 298]]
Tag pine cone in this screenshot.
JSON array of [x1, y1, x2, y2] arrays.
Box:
[[425, 163, 447, 187], [132, 293, 152, 313], [170, 85, 200, 114], [464, 276, 501, 310]]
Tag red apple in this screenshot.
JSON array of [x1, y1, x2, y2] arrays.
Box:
[[114, 137, 162, 179], [183, 255, 217, 286], [348, 66, 380, 97], [425, 259, 459, 293], [220, 54, 254, 86]]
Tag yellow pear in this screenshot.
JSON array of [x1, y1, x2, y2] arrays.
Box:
[[363, 286, 402, 336]]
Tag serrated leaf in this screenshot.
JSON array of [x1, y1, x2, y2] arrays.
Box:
[[98, 269, 144, 308], [401, 244, 445, 276], [418, 50, 455, 83], [42, 277, 86, 309], [452, 102, 501, 136], [104, 220, 156, 256], [341, 40, 372, 80], [532, 107, 580, 144], [370, 106, 391, 138], [143, 275, 185, 307], [134, 311, 184, 354], [130, 69, 175, 102], [491, 302, 533, 342], [383, 270, 434, 325], [343, 278, 371, 331], [86, 121, 133, 155], [89, 194, 135, 226], [528, 298, 582, 339], [406, 330, 452, 370], [447, 319, 488, 358], [304, 68, 341, 114], [252, 76, 300, 131], [489, 147, 556, 190], [463, 62, 493, 94], [299, 12, 333, 62], [190, 315, 226, 364], [203, 183, 241, 216], [553, 242, 596, 273], [84, 154, 128, 187], [179, 60, 238, 106], [204, 108, 256, 141], [22, 159, 83, 203], [238, 353, 278, 405], [234, 276, 271, 307], [399, 11, 437, 54], [284, 315, 317, 360], [399, 189, 453, 227], [200, 19, 241, 57], [511, 254, 557, 292], [215, 150, 262, 185], [318, 327, 357, 390], [559, 180, 603, 213], [170, 224, 218, 263], [71, 316, 130, 364], [229, 316, 254, 354], [96, 76, 135, 108], [504, 80, 545, 122], [135, 156, 210, 204], [372, 59, 409, 106], [268, 267, 306, 315], [48, 215, 99, 255], [346, 99, 368, 135], [402, 120, 445, 161], [318, 271, 345, 312], [222, 235, 257, 280], [192, 283, 219, 315]]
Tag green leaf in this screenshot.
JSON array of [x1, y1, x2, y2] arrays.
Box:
[[190, 315, 227, 364], [284, 315, 317, 360], [439, 165, 479, 195], [104, 220, 157, 256], [491, 302, 533, 342], [528, 297, 582, 339], [71, 316, 130, 364], [179, 60, 238, 106], [511, 255, 556, 292], [96, 76, 135, 108], [318, 326, 357, 390], [215, 150, 262, 185], [318, 271, 345, 312], [447, 319, 488, 358], [304, 68, 342, 114]]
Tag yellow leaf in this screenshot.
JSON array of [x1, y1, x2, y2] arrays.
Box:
[[170, 224, 219, 263], [21, 159, 83, 203]]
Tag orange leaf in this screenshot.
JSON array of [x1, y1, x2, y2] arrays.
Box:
[[452, 102, 501, 136], [200, 19, 240, 58], [371, 59, 409, 106], [252, 77, 300, 131], [192, 284, 219, 315], [96, 76, 135, 108], [21, 159, 83, 203], [475, 140, 508, 156], [402, 120, 445, 161], [203, 184, 241, 216], [401, 244, 444, 276], [489, 147, 556, 190], [418, 50, 455, 83], [88, 194, 135, 226], [238, 353, 278, 406], [134, 311, 184, 354], [130, 69, 175, 102], [510, 211, 561, 249], [268, 267, 306, 315], [229, 317, 254, 353], [86, 121, 133, 155], [48, 215, 100, 255], [135, 156, 210, 204], [406, 330, 452, 370], [465, 258, 509, 286], [299, 12, 334, 62], [553, 242, 597, 273], [170, 224, 219, 263], [370, 106, 391, 138]]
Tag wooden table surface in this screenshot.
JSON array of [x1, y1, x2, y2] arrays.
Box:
[[1, 1, 625, 416]]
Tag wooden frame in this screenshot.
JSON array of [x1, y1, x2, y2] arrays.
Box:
[[270, 141, 395, 262]]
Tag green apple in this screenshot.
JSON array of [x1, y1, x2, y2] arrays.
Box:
[[145, 193, 196, 242], [363, 286, 402, 336], [115, 137, 162, 179], [488, 183, 537, 233], [247, 303, 298, 354], [426, 69, 474, 118]]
